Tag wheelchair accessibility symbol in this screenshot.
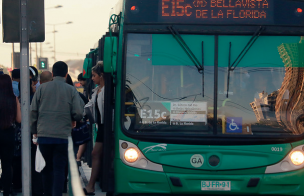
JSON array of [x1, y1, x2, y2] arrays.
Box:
[[229, 119, 239, 131], [226, 117, 242, 133]]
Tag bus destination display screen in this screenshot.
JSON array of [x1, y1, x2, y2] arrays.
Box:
[[160, 0, 274, 24], [125, 0, 304, 26], [125, 0, 304, 27]]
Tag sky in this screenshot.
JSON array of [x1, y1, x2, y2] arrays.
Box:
[[0, 0, 119, 68]]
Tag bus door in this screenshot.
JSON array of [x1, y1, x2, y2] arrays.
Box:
[[101, 34, 116, 194]]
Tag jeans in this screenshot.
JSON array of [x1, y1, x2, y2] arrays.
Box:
[[39, 143, 68, 196], [0, 127, 15, 196]]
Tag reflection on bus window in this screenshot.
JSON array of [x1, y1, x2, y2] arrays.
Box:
[[219, 36, 304, 136], [125, 34, 304, 136]]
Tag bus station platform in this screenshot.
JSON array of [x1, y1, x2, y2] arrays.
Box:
[[79, 162, 105, 196], [0, 161, 105, 196]]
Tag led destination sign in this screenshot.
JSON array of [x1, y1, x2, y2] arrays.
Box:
[[125, 0, 304, 26], [160, 0, 273, 24]]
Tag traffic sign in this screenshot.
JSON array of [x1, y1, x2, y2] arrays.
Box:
[[2, 0, 45, 43]]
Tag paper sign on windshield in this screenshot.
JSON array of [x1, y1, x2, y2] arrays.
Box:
[[170, 102, 207, 125]]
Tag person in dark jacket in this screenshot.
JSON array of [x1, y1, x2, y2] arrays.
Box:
[[11, 79, 36, 193], [67, 75, 89, 167], [18, 79, 35, 103], [63, 74, 89, 193], [12, 69, 20, 97], [66, 74, 89, 160], [77, 73, 88, 98]]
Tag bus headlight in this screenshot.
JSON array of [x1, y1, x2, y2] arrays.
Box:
[[119, 140, 163, 172], [290, 151, 304, 166], [124, 148, 139, 163], [266, 145, 304, 174]]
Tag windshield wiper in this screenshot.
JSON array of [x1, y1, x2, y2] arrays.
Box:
[[226, 26, 265, 98], [168, 26, 204, 73], [168, 26, 205, 96]]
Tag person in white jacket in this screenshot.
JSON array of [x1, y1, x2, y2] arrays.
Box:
[[83, 61, 105, 195]]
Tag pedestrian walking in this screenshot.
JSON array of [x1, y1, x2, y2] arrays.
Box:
[[66, 74, 89, 156], [11, 69, 20, 97], [63, 74, 90, 193], [83, 61, 105, 195], [74, 74, 91, 165], [11, 79, 36, 192], [40, 71, 53, 84], [18, 79, 36, 102], [77, 73, 88, 98], [29, 66, 40, 89], [30, 61, 85, 196], [0, 74, 21, 196]]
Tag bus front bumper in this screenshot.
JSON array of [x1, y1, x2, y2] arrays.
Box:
[[115, 160, 304, 195]]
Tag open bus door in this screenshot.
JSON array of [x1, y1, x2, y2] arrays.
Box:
[[82, 48, 99, 167], [100, 33, 117, 195]]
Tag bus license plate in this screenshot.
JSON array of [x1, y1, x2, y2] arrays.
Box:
[[201, 181, 231, 191]]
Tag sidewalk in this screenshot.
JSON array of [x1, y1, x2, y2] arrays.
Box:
[[80, 162, 105, 196], [0, 162, 105, 196]]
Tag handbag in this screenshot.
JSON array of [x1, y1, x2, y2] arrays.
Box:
[[72, 121, 91, 145]]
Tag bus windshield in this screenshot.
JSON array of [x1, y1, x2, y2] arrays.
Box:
[[124, 34, 214, 134], [124, 33, 304, 137]]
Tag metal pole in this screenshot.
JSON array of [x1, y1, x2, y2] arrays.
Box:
[[36, 43, 38, 66], [40, 43, 43, 57], [12, 44, 14, 69], [29, 43, 32, 66], [20, 0, 31, 196], [53, 25, 56, 62]]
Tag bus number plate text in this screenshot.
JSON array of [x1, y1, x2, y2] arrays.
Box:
[[201, 181, 231, 191]]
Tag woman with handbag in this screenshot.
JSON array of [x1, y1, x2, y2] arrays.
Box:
[[0, 74, 21, 196], [83, 62, 105, 195]]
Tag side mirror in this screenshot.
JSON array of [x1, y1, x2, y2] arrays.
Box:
[[82, 55, 93, 79], [82, 48, 98, 79], [104, 36, 118, 75]]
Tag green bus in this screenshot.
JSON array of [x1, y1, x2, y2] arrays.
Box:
[[84, 0, 304, 195]]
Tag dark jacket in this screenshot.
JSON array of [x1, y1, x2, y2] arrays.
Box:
[[30, 77, 84, 139]]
